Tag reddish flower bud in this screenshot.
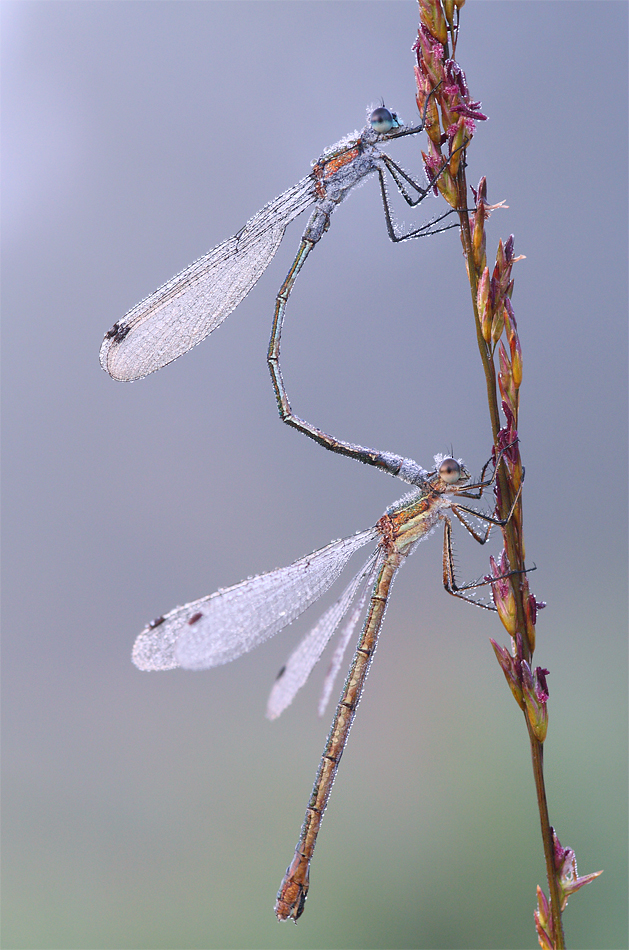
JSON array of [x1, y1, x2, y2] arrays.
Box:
[[414, 21, 486, 181], [536, 667, 549, 700], [521, 660, 549, 742], [551, 829, 603, 912], [477, 267, 492, 342], [474, 177, 487, 202], [492, 237, 524, 314], [491, 306, 506, 345], [419, 0, 448, 45], [496, 407, 517, 455], [534, 886, 554, 950], [415, 68, 442, 145], [525, 619, 536, 654], [415, 25, 445, 88], [471, 202, 487, 274], [498, 342, 517, 416], [536, 885, 550, 928], [444, 60, 485, 119], [445, 57, 468, 95], [498, 340, 510, 376], [489, 638, 524, 709], [503, 299, 522, 388], [448, 116, 471, 176], [488, 550, 517, 636], [474, 241, 487, 278], [422, 145, 458, 207], [492, 240, 509, 303], [510, 333, 523, 388], [524, 594, 546, 652], [527, 594, 546, 629]]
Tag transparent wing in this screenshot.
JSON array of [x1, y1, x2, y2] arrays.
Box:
[[266, 549, 381, 720], [132, 527, 378, 672], [100, 176, 317, 381], [316, 555, 381, 717]]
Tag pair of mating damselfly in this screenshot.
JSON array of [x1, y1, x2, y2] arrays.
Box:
[[101, 106, 513, 921]]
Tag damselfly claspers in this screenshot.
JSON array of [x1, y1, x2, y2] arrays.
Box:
[[100, 106, 457, 382], [132, 448, 521, 922]]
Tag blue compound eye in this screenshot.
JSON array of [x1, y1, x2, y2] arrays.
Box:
[[369, 107, 395, 134]]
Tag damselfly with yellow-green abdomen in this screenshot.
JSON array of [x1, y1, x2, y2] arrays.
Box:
[[132, 449, 522, 921]]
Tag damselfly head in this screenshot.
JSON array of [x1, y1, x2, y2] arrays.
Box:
[[369, 106, 402, 135], [439, 457, 461, 484], [434, 455, 470, 487]]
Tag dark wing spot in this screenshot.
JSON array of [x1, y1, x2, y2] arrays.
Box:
[[275, 665, 286, 681], [105, 322, 130, 343], [188, 612, 203, 625], [148, 615, 165, 629]]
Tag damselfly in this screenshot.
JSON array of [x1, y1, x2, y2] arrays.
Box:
[[100, 105, 457, 383], [132, 451, 521, 921]]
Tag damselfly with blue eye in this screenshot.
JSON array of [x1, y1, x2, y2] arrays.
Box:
[[100, 106, 458, 383], [132, 448, 522, 922]]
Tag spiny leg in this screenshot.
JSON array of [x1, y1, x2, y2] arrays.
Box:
[[453, 452, 496, 500], [452, 442, 523, 505], [377, 164, 460, 243], [267, 130, 475, 484], [377, 140, 471, 243], [453, 459, 524, 528], [441, 479, 526, 609]]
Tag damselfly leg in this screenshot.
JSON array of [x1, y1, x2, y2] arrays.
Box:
[[100, 106, 459, 384], [273, 454, 523, 921], [131, 443, 524, 921]]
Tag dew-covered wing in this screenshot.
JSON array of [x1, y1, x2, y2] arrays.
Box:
[[266, 549, 380, 720], [132, 528, 378, 672], [101, 176, 316, 381]]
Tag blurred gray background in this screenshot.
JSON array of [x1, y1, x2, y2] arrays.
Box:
[[2, 2, 627, 948]]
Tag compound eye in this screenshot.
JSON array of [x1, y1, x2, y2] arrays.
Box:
[[439, 458, 461, 484], [370, 107, 394, 134]]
